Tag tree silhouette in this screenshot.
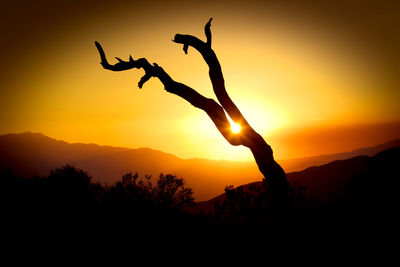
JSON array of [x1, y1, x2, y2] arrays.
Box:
[[95, 18, 288, 205]]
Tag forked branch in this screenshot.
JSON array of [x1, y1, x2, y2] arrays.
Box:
[[173, 19, 252, 132], [95, 41, 158, 88], [95, 41, 246, 146]]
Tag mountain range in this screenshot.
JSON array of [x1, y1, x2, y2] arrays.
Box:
[[1, 132, 399, 201], [192, 146, 400, 216]]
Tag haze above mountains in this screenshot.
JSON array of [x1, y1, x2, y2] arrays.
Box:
[[1, 132, 399, 201]]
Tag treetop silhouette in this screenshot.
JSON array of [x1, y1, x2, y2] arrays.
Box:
[[95, 18, 288, 204]]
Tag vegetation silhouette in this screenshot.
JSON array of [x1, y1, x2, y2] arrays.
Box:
[[1, 164, 304, 239], [95, 18, 288, 207], [2, 147, 399, 240], [2, 165, 198, 239]]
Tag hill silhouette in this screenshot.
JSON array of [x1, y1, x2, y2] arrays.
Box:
[[191, 147, 400, 220], [279, 138, 400, 172], [0, 132, 399, 201]]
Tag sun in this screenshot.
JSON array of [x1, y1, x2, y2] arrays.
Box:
[[226, 114, 241, 134], [231, 122, 242, 134]]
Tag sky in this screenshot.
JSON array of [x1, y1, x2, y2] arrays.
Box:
[[1, 0, 399, 161]]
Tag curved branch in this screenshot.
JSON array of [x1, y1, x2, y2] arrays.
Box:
[[95, 41, 156, 88], [95, 41, 247, 147], [205, 18, 212, 47], [172, 19, 252, 132]]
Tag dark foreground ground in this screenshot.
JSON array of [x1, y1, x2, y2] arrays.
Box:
[[1, 147, 399, 246]]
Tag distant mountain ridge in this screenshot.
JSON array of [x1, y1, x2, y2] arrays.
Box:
[[1, 132, 399, 201], [278, 138, 400, 172], [191, 147, 400, 214], [0, 132, 261, 201]]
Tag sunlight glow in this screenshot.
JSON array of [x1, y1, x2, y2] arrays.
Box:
[[225, 113, 242, 134], [231, 122, 242, 134]]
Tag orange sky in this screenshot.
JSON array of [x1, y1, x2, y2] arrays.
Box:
[[1, 0, 399, 161]]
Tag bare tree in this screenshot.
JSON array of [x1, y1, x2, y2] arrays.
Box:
[[95, 18, 288, 205]]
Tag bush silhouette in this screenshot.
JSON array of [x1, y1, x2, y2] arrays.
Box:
[[106, 172, 194, 210], [2, 165, 194, 226], [211, 180, 315, 231]]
